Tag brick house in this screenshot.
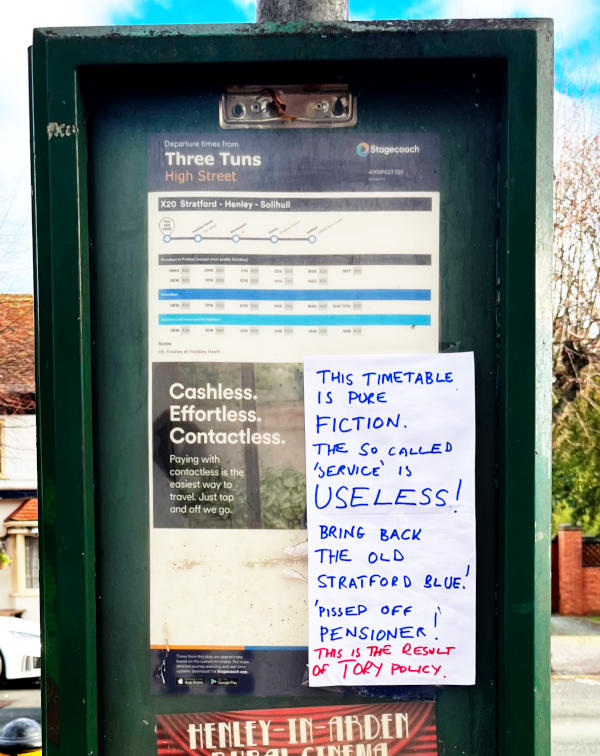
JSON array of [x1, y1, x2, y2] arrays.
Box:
[[0, 294, 39, 622]]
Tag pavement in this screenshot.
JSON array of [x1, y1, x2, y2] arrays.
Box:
[[552, 615, 600, 755], [0, 680, 40, 729], [552, 615, 600, 676]]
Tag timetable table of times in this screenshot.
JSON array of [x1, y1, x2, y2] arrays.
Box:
[[148, 191, 439, 363]]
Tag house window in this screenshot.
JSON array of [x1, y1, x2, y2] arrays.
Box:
[[25, 536, 39, 591], [9, 532, 39, 597]]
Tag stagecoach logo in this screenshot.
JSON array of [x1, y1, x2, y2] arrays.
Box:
[[357, 141, 421, 157]]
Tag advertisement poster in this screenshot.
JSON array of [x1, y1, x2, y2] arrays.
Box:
[[148, 131, 440, 695], [156, 703, 437, 756], [304, 353, 475, 686]]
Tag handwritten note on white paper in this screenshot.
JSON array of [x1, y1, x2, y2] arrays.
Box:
[[304, 352, 476, 687]]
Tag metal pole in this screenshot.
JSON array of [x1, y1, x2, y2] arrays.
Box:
[[256, 0, 348, 22]]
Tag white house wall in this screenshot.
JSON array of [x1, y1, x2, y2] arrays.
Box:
[[0, 416, 37, 490]]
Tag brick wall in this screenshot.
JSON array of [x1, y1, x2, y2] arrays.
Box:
[[558, 526, 583, 614], [583, 568, 600, 614], [557, 525, 600, 615]]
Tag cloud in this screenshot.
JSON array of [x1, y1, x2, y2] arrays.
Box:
[[0, 0, 146, 292], [405, 0, 599, 49], [231, 0, 256, 20], [565, 60, 600, 89]]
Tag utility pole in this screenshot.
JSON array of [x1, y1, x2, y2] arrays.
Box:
[[256, 0, 348, 22]]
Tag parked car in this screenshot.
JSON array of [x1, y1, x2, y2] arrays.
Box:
[[0, 618, 40, 681]]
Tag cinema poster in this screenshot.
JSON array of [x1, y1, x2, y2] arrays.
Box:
[[156, 703, 437, 756]]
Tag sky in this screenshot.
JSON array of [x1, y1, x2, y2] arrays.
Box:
[[1, 0, 599, 292]]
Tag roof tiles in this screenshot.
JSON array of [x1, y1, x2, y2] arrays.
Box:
[[5, 498, 38, 523]]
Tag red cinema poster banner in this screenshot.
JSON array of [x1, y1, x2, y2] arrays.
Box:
[[156, 703, 437, 756]]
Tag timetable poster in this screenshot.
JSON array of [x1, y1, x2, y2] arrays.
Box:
[[148, 131, 440, 696]]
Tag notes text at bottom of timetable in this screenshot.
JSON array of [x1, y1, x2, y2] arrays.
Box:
[[153, 324, 436, 362]]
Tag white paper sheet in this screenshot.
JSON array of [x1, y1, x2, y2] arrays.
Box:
[[304, 352, 476, 686]]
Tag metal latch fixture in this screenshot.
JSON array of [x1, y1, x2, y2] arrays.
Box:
[[220, 85, 356, 129]]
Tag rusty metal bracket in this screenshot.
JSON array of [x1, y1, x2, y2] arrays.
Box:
[[219, 84, 356, 129]]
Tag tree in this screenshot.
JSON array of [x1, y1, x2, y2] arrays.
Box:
[[552, 95, 600, 422], [552, 93, 600, 533], [553, 380, 600, 535]]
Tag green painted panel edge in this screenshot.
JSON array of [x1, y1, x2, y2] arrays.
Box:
[[33, 20, 552, 67], [30, 31, 99, 756], [497, 21, 553, 756]]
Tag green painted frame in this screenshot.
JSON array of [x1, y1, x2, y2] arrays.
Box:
[[30, 19, 553, 755]]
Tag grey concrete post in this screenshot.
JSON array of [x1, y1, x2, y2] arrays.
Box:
[[256, 0, 348, 22]]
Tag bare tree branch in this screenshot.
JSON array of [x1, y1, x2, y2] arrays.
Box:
[[552, 95, 600, 425]]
